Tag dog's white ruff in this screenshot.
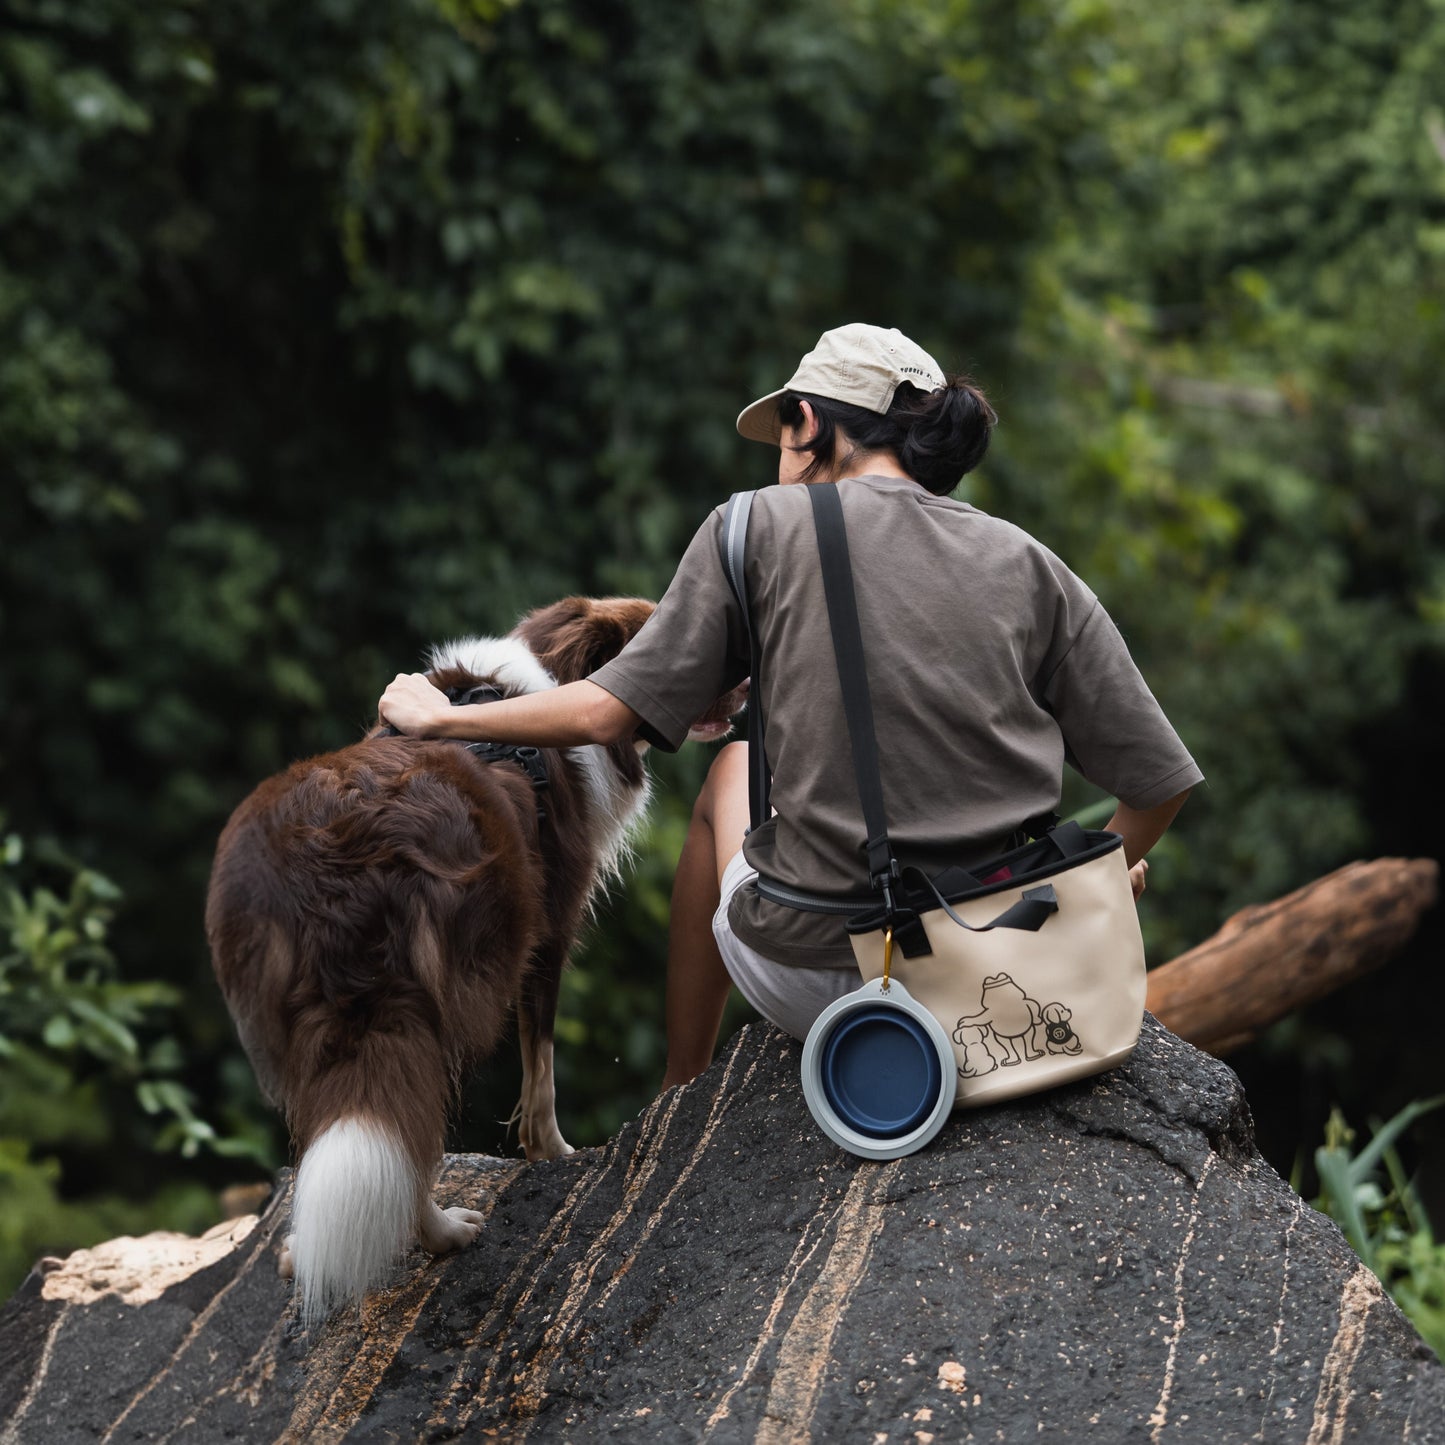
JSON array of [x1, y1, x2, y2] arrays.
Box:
[[426, 633, 651, 882], [291, 1118, 416, 1329], [427, 635, 556, 699]]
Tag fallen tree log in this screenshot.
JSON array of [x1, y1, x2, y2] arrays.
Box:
[[1146, 858, 1439, 1056]]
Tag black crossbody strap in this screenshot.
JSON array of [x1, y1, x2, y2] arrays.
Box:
[[806, 484, 901, 901], [719, 491, 770, 831]]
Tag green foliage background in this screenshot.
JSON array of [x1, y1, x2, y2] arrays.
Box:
[[2, 0, 1443, 1300]]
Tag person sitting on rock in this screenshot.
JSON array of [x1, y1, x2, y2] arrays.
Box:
[[379, 324, 1200, 1086]]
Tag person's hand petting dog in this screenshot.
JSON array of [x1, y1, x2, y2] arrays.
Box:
[[379, 673, 450, 736]]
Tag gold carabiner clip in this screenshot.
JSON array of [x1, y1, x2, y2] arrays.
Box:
[[882, 925, 894, 993]]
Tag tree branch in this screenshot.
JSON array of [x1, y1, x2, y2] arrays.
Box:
[[1146, 858, 1438, 1055]]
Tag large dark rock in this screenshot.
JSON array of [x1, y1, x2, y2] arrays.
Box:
[[3, 1017, 1443, 1442]]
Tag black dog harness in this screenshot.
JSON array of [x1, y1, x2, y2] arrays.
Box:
[[379, 683, 550, 823], [452, 684, 550, 819]]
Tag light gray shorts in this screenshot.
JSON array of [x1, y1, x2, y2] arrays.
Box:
[[712, 849, 861, 1041]]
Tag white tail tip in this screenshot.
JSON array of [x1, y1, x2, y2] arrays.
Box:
[[290, 1117, 418, 1330]]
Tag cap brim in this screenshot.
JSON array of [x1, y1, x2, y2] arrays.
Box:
[[736, 387, 788, 445]]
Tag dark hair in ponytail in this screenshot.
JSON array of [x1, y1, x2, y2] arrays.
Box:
[[777, 375, 996, 495]]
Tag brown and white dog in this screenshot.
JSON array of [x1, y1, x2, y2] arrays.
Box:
[[206, 596, 741, 1327]]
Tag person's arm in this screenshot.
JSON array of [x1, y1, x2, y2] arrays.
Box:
[[1105, 787, 1192, 867], [1105, 785, 1193, 899], [1034, 576, 1203, 904], [378, 674, 641, 747]]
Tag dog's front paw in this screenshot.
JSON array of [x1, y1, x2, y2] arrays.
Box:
[[277, 1233, 296, 1279], [419, 1201, 484, 1256]]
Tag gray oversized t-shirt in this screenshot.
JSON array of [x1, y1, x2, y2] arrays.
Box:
[[590, 475, 1203, 968]]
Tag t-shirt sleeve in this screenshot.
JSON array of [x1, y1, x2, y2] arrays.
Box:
[[587, 507, 751, 752], [1039, 600, 1204, 809]]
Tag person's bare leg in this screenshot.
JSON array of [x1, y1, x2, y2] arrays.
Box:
[[661, 742, 752, 1089]]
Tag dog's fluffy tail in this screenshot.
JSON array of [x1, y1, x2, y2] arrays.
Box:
[[284, 991, 453, 1330], [290, 1115, 422, 1330]]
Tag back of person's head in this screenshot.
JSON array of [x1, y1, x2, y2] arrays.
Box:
[[777, 377, 994, 494], [735, 322, 996, 494]]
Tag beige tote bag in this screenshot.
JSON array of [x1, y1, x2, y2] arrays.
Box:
[[845, 836, 1147, 1109]]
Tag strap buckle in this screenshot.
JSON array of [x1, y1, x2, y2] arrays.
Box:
[[870, 856, 901, 917]]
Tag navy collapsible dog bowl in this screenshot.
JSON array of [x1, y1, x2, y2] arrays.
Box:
[[801, 978, 955, 1160]]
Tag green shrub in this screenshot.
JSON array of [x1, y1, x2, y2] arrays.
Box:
[[0, 816, 266, 1297], [1310, 1098, 1445, 1361]]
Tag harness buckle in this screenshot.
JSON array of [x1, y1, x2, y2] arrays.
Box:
[[454, 694, 549, 823]]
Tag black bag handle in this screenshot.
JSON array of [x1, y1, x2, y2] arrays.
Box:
[[901, 867, 1059, 933]]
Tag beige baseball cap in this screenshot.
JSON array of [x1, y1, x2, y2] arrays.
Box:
[[736, 323, 947, 445]]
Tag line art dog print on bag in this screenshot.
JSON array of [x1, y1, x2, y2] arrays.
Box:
[[1039, 1001, 1082, 1055], [952, 973, 1081, 1075], [952, 1023, 999, 1078]]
